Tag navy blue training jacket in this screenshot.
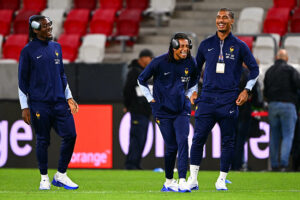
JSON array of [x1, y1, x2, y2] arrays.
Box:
[[18, 38, 68, 105], [196, 32, 259, 100], [138, 53, 199, 118]]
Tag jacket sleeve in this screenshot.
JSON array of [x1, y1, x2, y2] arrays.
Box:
[[123, 68, 138, 108], [241, 42, 259, 90], [18, 48, 30, 109], [291, 67, 300, 89], [196, 41, 206, 73], [137, 59, 157, 102], [186, 57, 200, 98], [59, 44, 73, 99]]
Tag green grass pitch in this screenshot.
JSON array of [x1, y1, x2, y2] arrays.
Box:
[[0, 169, 299, 200]]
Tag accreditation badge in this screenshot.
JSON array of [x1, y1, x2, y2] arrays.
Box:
[[216, 62, 225, 73]]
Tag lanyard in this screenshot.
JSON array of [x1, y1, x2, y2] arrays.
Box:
[[218, 40, 224, 63]]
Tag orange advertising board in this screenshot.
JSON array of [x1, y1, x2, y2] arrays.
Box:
[[69, 105, 113, 168]]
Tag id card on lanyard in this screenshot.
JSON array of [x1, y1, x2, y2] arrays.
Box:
[[216, 40, 225, 74]]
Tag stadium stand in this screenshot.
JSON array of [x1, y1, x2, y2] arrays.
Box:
[[41, 9, 65, 39], [57, 34, 81, 62], [237, 7, 264, 34], [272, 0, 297, 11], [14, 10, 39, 34], [2, 34, 28, 61], [146, 0, 176, 14], [77, 34, 107, 63], [74, 0, 97, 10], [115, 8, 143, 51], [271, 33, 281, 46], [283, 36, 300, 64], [0, 9, 14, 36], [0, 35, 3, 58], [257, 63, 270, 90], [0, 0, 283, 66], [0, 0, 20, 11], [116, 9, 142, 37], [63, 9, 90, 36], [263, 7, 290, 36], [126, 0, 149, 11], [22, 0, 47, 12], [99, 0, 123, 11], [253, 36, 277, 64], [90, 9, 116, 36], [47, 0, 72, 11], [291, 8, 300, 33], [144, 0, 176, 26], [237, 36, 254, 51]]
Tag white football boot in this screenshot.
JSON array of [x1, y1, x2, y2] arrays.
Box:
[[178, 179, 191, 192], [39, 175, 51, 190], [161, 179, 178, 192], [52, 172, 79, 190], [187, 176, 199, 190], [215, 178, 228, 191]]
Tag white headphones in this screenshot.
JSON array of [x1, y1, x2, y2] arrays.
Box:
[[29, 15, 52, 30], [31, 21, 41, 30]]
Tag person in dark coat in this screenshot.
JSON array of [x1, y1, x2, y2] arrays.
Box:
[[123, 49, 153, 170], [264, 49, 300, 171]]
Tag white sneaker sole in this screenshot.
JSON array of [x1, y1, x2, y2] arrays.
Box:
[[52, 178, 79, 190]]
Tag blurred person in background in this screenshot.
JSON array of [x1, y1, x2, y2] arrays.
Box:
[[138, 33, 199, 192], [18, 15, 79, 190], [264, 49, 300, 172], [187, 8, 259, 191], [123, 49, 154, 170], [231, 62, 263, 171]]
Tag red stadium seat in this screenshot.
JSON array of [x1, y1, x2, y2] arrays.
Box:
[[90, 9, 116, 36], [0, 0, 20, 11], [237, 36, 254, 51], [99, 0, 123, 11], [126, 0, 149, 11], [291, 8, 300, 32], [273, 0, 297, 10], [263, 8, 290, 36], [57, 34, 81, 62], [74, 0, 97, 10], [0, 10, 14, 36], [64, 9, 90, 36], [22, 0, 46, 12], [14, 10, 39, 34], [2, 34, 28, 61], [116, 9, 142, 37]]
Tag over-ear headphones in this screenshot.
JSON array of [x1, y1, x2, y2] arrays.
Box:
[[171, 33, 193, 49], [29, 15, 52, 30], [31, 21, 41, 30]]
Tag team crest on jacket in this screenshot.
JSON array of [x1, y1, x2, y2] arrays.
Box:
[[181, 67, 190, 83], [54, 50, 60, 64], [36, 112, 40, 119], [226, 46, 235, 60], [156, 118, 160, 125], [185, 68, 189, 76]]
